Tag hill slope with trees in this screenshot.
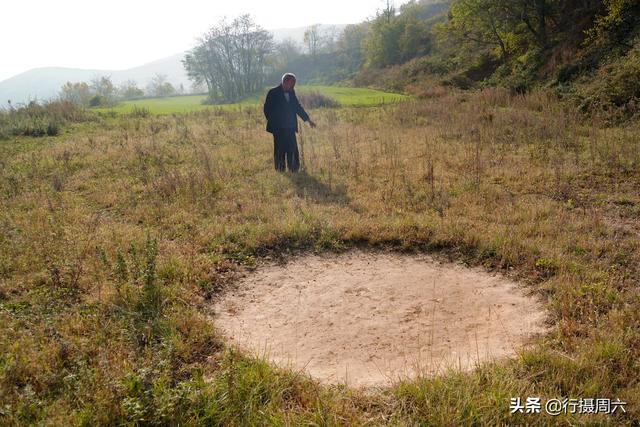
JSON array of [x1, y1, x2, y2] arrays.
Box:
[[258, 0, 640, 120]]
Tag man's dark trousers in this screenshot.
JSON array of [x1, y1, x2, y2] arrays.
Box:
[[273, 128, 299, 172]]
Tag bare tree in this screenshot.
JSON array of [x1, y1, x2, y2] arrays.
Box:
[[304, 24, 322, 57], [322, 25, 341, 52], [59, 81, 92, 106], [381, 0, 396, 23], [147, 74, 176, 97], [90, 76, 115, 102], [273, 38, 302, 70], [183, 14, 274, 103], [118, 80, 144, 100]]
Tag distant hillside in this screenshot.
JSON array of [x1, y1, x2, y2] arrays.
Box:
[[0, 25, 346, 105], [0, 54, 191, 106]]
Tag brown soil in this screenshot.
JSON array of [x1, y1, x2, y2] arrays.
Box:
[[212, 250, 548, 388]]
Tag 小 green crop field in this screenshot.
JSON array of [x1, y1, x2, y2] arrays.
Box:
[[94, 85, 409, 115]]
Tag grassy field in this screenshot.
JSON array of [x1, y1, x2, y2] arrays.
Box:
[[1, 87, 639, 425], [95, 85, 409, 115]]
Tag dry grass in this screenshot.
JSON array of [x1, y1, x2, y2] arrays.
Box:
[[1, 87, 639, 424], [0, 100, 90, 138]]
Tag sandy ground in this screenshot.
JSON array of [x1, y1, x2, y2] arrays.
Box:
[[212, 250, 548, 388]]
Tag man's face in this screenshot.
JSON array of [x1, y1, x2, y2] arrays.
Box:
[[282, 77, 296, 91]]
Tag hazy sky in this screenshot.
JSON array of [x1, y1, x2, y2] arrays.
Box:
[[1, 0, 405, 82]]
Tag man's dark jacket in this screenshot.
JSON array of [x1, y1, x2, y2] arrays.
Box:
[[263, 84, 310, 134]]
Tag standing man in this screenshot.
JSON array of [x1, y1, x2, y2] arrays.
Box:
[[263, 73, 316, 172]]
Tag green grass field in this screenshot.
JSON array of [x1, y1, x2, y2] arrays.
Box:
[[95, 85, 409, 115]]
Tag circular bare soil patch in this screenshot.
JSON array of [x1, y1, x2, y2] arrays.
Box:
[[212, 250, 547, 388]]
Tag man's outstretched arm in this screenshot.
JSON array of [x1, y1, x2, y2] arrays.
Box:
[[294, 96, 316, 128]]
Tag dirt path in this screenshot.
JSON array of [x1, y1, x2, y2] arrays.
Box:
[[212, 250, 548, 388]]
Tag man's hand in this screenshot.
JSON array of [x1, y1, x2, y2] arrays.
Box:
[[308, 119, 317, 128]]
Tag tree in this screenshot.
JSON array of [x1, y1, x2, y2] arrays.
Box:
[[59, 82, 92, 106], [303, 25, 320, 57], [381, 0, 396, 24], [363, 6, 404, 68], [494, 0, 553, 49], [444, 0, 512, 61], [183, 14, 274, 103], [361, 0, 435, 69], [304, 24, 322, 57], [444, 0, 561, 56], [336, 23, 369, 72], [303, 25, 341, 59], [272, 38, 303, 73], [118, 80, 144, 99], [147, 74, 176, 97], [277, 38, 302, 61], [586, 0, 640, 47], [322, 26, 341, 53], [90, 76, 115, 103], [397, 1, 433, 62]]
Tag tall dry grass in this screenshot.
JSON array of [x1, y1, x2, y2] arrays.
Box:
[[0, 99, 90, 139], [1, 87, 639, 424]]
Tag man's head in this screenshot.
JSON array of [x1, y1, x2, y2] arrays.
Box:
[[281, 73, 296, 91]]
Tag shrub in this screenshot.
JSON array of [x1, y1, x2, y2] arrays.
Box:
[[442, 73, 474, 90], [567, 37, 640, 120], [296, 91, 339, 109], [89, 95, 107, 107], [128, 106, 151, 118]]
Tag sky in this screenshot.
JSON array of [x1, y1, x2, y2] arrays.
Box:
[[0, 0, 405, 82]]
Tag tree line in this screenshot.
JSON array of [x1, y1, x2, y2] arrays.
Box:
[[58, 74, 186, 107], [430, 0, 640, 103], [63, 0, 640, 109], [183, 1, 447, 103]]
